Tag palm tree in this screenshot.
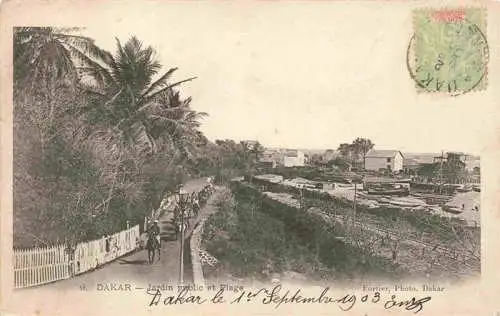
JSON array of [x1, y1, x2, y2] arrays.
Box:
[[14, 27, 110, 122], [78, 36, 201, 157], [14, 27, 110, 154]]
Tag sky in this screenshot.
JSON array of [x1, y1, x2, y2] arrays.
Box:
[[78, 2, 499, 156]]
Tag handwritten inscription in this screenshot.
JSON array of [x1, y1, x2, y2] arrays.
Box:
[[148, 287, 207, 305], [146, 285, 432, 314]]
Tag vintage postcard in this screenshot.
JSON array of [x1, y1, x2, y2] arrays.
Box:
[[1, 1, 500, 315]]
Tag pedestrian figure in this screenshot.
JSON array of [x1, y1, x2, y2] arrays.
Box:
[[105, 235, 111, 253], [192, 196, 200, 217], [65, 240, 76, 277]]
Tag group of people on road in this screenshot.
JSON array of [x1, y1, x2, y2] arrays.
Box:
[[172, 177, 215, 238], [146, 177, 215, 248]]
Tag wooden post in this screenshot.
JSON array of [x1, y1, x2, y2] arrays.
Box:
[[300, 186, 304, 209], [178, 192, 188, 286], [439, 150, 444, 194], [353, 182, 357, 222]]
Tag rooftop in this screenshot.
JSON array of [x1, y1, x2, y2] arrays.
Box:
[[366, 150, 403, 158], [403, 158, 420, 166]]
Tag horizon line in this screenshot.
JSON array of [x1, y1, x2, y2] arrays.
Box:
[[204, 136, 481, 157]]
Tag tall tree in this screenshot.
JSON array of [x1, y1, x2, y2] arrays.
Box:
[[337, 143, 357, 166], [78, 36, 201, 157], [240, 141, 251, 161], [351, 138, 374, 169], [337, 143, 351, 159], [250, 141, 265, 160]]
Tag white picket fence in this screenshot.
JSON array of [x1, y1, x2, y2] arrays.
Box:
[[13, 244, 70, 289], [13, 225, 140, 289]]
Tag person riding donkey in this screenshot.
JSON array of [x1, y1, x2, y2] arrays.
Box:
[[145, 219, 161, 263], [148, 219, 161, 248]]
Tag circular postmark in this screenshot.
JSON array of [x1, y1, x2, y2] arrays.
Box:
[[406, 18, 489, 96]]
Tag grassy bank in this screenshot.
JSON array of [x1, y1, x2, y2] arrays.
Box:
[[201, 183, 402, 283]]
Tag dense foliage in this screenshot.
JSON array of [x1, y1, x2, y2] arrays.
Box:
[[13, 28, 256, 248]]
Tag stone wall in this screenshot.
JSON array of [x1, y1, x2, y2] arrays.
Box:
[[190, 220, 205, 286], [189, 187, 224, 286]]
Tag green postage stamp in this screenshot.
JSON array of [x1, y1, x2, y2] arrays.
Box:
[[409, 7, 489, 95]]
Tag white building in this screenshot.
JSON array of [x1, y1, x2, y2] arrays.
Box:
[[259, 150, 282, 168], [283, 150, 305, 167], [365, 150, 404, 172]]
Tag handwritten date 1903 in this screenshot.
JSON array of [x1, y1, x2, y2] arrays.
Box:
[[147, 285, 432, 314], [231, 285, 431, 314]]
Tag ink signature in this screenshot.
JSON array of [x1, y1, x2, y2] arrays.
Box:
[[147, 284, 432, 314]]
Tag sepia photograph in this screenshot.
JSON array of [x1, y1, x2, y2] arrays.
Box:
[[2, 1, 500, 316]]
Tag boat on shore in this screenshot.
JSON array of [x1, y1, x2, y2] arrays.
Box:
[[411, 192, 451, 199], [410, 192, 451, 205], [367, 188, 409, 196], [456, 185, 473, 193], [442, 205, 463, 214]]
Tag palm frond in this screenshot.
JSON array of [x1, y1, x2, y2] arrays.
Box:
[[103, 87, 125, 106], [59, 34, 115, 66], [65, 45, 115, 89], [140, 67, 178, 101], [139, 77, 197, 106]]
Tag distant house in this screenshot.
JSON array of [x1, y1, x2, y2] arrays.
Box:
[[258, 160, 277, 169], [365, 150, 404, 172], [283, 150, 305, 167], [403, 158, 420, 175], [259, 150, 282, 168], [259, 148, 306, 167]]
